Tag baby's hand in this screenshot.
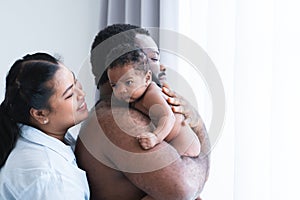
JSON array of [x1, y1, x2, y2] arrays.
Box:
[[136, 132, 159, 150]]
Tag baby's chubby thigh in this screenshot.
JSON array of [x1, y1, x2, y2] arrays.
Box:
[[164, 113, 184, 141], [166, 114, 198, 154]]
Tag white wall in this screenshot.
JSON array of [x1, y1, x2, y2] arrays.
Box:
[[0, 0, 100, 102]]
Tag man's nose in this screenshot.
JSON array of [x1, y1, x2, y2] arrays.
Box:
[[160, 64, 166, 72]]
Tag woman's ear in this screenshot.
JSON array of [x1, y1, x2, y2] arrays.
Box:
[[30, 108, 50, 125], [145, 70, 152, 86]]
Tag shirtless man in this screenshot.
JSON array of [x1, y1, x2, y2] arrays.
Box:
[[75, 24, 210, 200]]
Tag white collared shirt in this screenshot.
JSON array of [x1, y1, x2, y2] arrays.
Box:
[[0, 125, 90, 200]]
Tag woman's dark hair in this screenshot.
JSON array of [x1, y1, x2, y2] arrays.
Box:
[[0, 52, 60, 168]]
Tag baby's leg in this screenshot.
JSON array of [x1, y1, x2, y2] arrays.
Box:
[[168, 114, 201, 157], [170, 126, 201, 157]]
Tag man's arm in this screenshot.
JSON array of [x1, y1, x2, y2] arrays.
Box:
[[125, 154, 208, 200], [75, 138, 146, 200], [162, 85, 211, 181], [76, 101, 208, 200], [162, 86, 211, 153], [105, 103, 209, 199]]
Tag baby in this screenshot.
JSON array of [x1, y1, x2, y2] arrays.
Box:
[[106, 44, 201, 157]]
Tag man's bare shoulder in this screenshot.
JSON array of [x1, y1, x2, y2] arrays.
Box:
[[95, 99, 153, 136], [79, 99, 154, 152], [76, 99, 208, 199]]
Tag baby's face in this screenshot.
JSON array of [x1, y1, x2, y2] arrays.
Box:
[[107, 64, 150, 103]]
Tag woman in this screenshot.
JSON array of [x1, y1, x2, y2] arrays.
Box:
[[0, 53, 90, 199]]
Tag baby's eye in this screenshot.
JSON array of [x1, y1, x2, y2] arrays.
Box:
[[126, 80, 133, 86], [110, 83, 116, 88]]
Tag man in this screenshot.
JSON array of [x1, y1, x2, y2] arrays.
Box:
[[75, 24, 210, 200]]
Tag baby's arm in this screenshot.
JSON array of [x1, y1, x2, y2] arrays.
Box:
[[136, 83, 175, 150]]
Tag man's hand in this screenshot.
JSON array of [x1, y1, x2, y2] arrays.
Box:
[[162, 84, 200, 128], [161, 82, 211, 157]]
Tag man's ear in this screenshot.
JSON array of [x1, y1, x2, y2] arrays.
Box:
[[145, 70, 152, 85], [30, 108, 50, 125]]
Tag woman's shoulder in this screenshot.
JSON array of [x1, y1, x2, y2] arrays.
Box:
[[0, 140, 58, 189], [4, 138, 53, 170]]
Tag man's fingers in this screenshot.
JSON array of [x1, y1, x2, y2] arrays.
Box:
[[161, 81, 171, 89], [172, 105, 191, 116], [183, 116, 199, 128], [172, 106, 199, 127], [168, 96, 187, 106], [172, 105, 184, 113], [162, 86, 176, 97], [183, 117, 191, 126]]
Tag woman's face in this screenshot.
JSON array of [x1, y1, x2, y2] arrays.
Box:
[[46, 64, 88, 135], [135, 34, 167, 84]]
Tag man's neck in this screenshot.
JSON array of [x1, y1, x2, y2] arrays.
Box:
[[99, 82, 113, 100]]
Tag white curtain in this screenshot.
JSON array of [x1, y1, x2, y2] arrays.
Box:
[[98, 0, 300, 199], [177, 0, 300, 200], [98, 0, 160, 29]]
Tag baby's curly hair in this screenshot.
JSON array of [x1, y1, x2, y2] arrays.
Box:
[[90, 24, 150, 88], [106, 43, 149, 74]]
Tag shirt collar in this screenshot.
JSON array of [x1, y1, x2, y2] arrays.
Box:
[[19, 124, 75, 163]]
